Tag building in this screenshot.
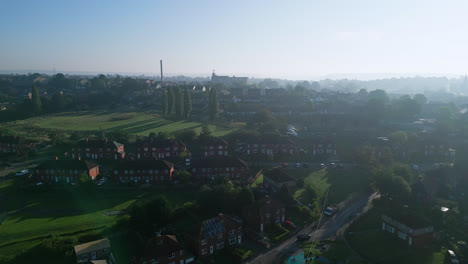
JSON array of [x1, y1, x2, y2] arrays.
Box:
[[190, 157, 249, 182], [187, 214, 243, 258], [310, 141, 337, 156], [211, 72, 248, 87], [263, 168, 296, 193], [242, 196, 285, 233], [35, 159, 99, 184], [201, 138, 229, 157], [241, 136, 296, 156], [113, 160, 174, 184], [71, 138, 125, 160], [381, 213, 434, 248], [74, 238, 114, 263], [0, 135, 33, 155], [136, 139, 189, 160], [136, 235, 189, 264]]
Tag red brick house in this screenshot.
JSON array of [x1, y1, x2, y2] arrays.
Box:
[[136, 139, 190, 160], [310, 141, 337, 156], [190, 157, 249, 182], [201, 138, 228, 157], [135, 235, 187, 264], [242, 196, 285, 233], [35, 159, 99, 183], [71, 138, 125, 160], [263, 168, 297, 193], [0, 135, 33, 155], [382, 213, 434, 248], [242, 136, 296, 156], [113, 160, 174, 184], [187, 214, 243, 258]]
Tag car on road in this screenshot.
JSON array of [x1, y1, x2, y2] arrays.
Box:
[[36, 182, 43, 186], [446, 250, 459, 264], [297, 234, 311, 241], [283, 220, 296, 229], [324, 206, 337, 216], [281, 163, 288, 168], [15, 169, 29, 176], [320, 163, 326, 169], [295, 163, 302, 168]]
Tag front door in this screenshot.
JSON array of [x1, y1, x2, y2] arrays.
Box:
[[238, 235, 242, 244], [91, 251, 97, 260], [210, 245, 214, 255]]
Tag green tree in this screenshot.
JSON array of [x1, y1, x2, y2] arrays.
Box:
[[51, 91, 65, 112], [199, 123, 212, 142], [183, 87, 192, 119], [175, 86, 184, 118], [161, 88, 168, 115], [208, 87, 219, 120], [31, 83, 42, 115], [167, 86, 175, 115], [413, 94, 427, 105]]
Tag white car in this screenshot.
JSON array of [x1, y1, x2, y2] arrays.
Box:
[[16, 169, 29, 176]]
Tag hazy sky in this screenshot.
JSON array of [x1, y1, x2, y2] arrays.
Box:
[[1, 0, 467, 79]]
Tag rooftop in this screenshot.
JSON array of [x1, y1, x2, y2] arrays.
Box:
[[74, 238, 110, 256]]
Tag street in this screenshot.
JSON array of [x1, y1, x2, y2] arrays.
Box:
[[247, 192, 379, 264]]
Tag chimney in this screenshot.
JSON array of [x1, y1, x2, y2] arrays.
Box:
[[55, 156, 58, 160], [85, 137, 88, 142], [218, 213, 224, 221], [78, 157, 81, 161]]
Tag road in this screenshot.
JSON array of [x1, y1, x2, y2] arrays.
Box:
[[247, 192, 379, 264]]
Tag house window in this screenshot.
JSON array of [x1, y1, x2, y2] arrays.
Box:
[[202, 248, 207, 255], [114, 170, 118, 175], [266, 213, 270, 218], [180, 250, 183, 256], [124, 170, 128, 174], [130, 170, 134, 174], [165, 170, 169, 173], [169, 252, 175, 259], [201, 239, 207, 245], [397, 231, 407, 240], [192, 168, 196, 172], [386, 225, 395, 233], [229, 236, 237, 245], [276, 209, 280, 214]]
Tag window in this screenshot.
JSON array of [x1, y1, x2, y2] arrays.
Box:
[[201, 239, 207, 245], [124, 170, 128, 174], [169, 252, 175, 259], [218, 151, 223, 155], [114, 170, 118, 175], [397, 231, 407, 240], [130, 170, 134, 174], [229, 230, 235, 235], [229, 236, 237, 245], [180, 250, 183, 256], [266, 213, 270, 218], [386, 225, 395, 233], [276, 209, 280, 214], [144, 147, 148, 151], [165, 169, 169, 173], [202, 248, 207, 255], [149, 170, 153, 174]]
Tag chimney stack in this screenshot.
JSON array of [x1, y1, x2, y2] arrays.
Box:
[[160, 60, 163, 83], [78, 157, 81, 161], [55, 156, 58, 160]]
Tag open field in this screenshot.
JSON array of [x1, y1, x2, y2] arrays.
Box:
[[0, 178, 197, 263], [5, 110, 241, 138], [292, 168, 370, 205]]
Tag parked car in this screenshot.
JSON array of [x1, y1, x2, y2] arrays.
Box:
[[297, 234, 311, 241], [324, 206, 337, 216], [282, 163, 288, 168], [295, 163, 302, 168], [36, 182, 43, 186], [446, 250, 459, 264], [320, 163, 326, 168], [283, 220, 296, 229], [16, 169, 29, 176]]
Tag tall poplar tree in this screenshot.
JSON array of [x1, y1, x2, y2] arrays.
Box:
[[167, 86, 175, 115], [175, 86, 184, 118], [208, 87, 219, 120], [31, 83, 42, 115], [161, 88, 168, 115], [183, 87, 192, 119]]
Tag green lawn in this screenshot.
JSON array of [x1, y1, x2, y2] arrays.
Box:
[[0, 179, 197, 263], [6, 110, 238, 137], [292, 168, 370, 205]]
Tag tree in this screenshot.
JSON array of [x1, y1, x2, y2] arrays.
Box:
[[183, 87, 192, 119], [413, 94, 427, 105], [174, 86, 184, 118], [161, 89, 168, 115], [175, 129, 196, 143], [167, 86, 175, 115], [31, 83, 42, 115], [199, 123, 212, 142], [208, 87, 219, 120], [51, 91, 65, 112]]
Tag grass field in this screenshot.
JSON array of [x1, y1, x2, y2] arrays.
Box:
[[0, 178, 197, 263], [6, 110, 240, 138], [292, 168, 370, 205]]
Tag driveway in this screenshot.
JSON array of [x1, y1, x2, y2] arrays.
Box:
[[247, 192, 379, 264]]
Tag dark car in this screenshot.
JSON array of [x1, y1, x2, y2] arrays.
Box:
[[297, 234, 311, 241]]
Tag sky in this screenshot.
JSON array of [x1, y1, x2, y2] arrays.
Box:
[[1, 0, 468, 80]]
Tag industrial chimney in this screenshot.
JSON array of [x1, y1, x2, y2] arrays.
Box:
[[160, 60, 163, 83]]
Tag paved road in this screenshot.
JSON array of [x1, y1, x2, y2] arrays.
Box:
[[247, 192, 379, 264]]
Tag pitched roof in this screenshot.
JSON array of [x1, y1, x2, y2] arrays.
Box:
[[74, 238, 110, 256], [199, 214, 241, 239], [141, 235, 182, 259], [36, 160, 98, 170], [191, 156, 247, 168], [263, 168, 295, 183], [137, 139, 186, 149], [78, 139, 123, 149], [116, 160, 174, 170]]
